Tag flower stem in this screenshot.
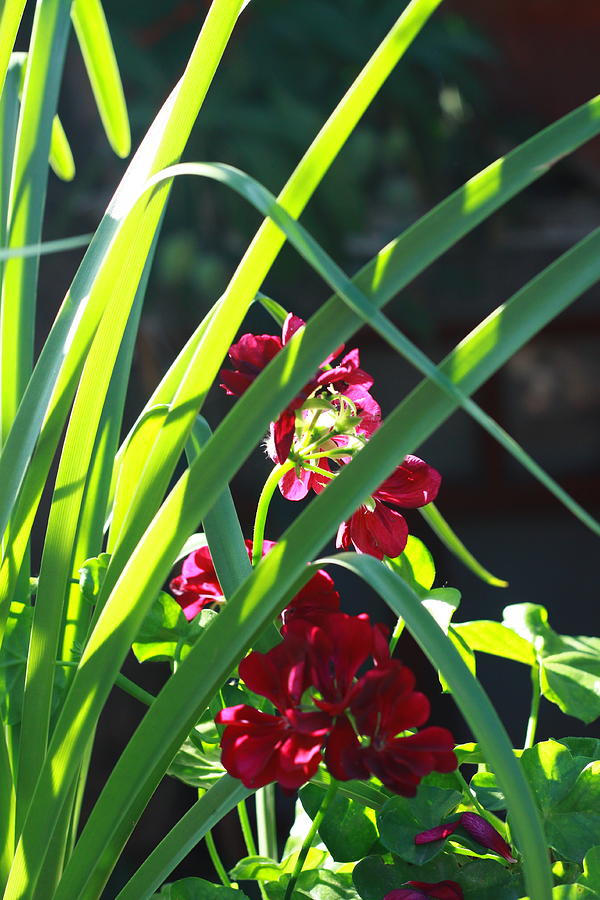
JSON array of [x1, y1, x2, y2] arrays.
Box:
[[252, 460, 296, 566], [57, 661, 155, 707], [283, 779, 338, 900], [237, 799, 269, 900], [454, 767, 509, 840], [205, 829, 231, 887], [237, 799, 258, 856], [256, 783, 278, 859], [524, 662, 541, 749], [302, 462, 335, 480]]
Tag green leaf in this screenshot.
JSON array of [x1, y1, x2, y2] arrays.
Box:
[[580, 846, 600, 893], [453, 621, 536, 666], [78, 553, 111, 604], [132, 594, 214, 664], [353, 854, 461, 900], [300, 782, 379, 862], [541, 652, 600, 725], [265, 870, 359, 900], [166, 737, 224, 791], [385, 535, 435, 596], [355, 857, 526, 899], [500, 605, 600, 722], [229, 856, 284, 883], [559, 740, 600, 762], [520, 741, 600, 863], [377, 784, 462, 864], [470, 771, 506, 812], [0, 600, 32, 725], [154, 878, 249, 899], [459, 858, 525, 899]]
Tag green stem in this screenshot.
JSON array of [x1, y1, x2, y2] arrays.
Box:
[[453, 767, 510, 842], [252, 461, 295, 566], [205, 829, 231, 887], [237, 799, 257, 856], [284, 779, 338, 900], [256, 783, 278, 860], [525, 663, 541, 750], [57, 661, 155, 707], [302, 462, 335, 480]]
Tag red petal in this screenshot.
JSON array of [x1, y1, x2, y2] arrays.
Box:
[[273, 408, 297, 463], [279, 466, 311, 501], [375, 456, 441, 509], [345, 503, 409, 559], [460, 812, 517, 862], [414, 821, 461, 844], [281, 313, 305, 344]]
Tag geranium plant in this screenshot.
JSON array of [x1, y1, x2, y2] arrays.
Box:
[[0, 1, 599, 899]]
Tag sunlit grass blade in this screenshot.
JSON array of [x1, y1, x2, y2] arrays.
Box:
[[48, 113, 75, 181], [0, 728, 15, 891], [60, 238, 158, 670], [185, 416, 252, 596], [1, 0, 72, 439], [320, 552, 552, 900], [107, 405, 170, 553], [0, 0, 27, 99], [420, 502, 508, 586], [71, 0, 130, 157], [0, 0, 246, 657], [49, 227, 600, 900], [115, 776, 251, 900]]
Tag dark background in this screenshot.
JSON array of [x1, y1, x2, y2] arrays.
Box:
[[24, 0, 600, 893]]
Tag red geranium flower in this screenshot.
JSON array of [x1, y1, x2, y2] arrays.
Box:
[[384, 881, 463, 900], [336, 455, 441, 559], [275, 383, 381, 501], [415, 811, 516, 863], [216, 631, 331, 790], [220, 313, 374, 463], [170, 539, 339, 623], [284, 612, 389, 717], [325, 661, 457, 796]]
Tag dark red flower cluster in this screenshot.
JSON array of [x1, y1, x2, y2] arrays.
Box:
[[215, 605, 457, 792], [384, 882, 463, 900], [170, 539, 339, 622], [221, 312, 441, 560]]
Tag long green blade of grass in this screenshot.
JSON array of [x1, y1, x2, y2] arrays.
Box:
[[71, 0, 130, 157], [0, 233, 92, 261], [50, 227, 600, 900], [322, 553, 552, 899], [1, 0, 72, 442], [48, 114, 75, 181], [0, 0, 27, 99]]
